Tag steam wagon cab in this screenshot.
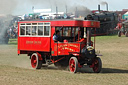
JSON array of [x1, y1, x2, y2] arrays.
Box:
[[18, 19, 102, 73]]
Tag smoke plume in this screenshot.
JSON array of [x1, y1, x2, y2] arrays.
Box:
[[69, 5, 92, 17], [0, 0, 18, 14], [101, 1, 108, 5], [26, 0, 92, 17], [0, 0, 92, 15], [0, 15, 14, 44]]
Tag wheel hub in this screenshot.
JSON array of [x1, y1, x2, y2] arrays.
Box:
[[71, 64, 74, 68], [34, 60, 37, 64]]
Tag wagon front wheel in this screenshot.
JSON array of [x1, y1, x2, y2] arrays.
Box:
[[93, 57, 102, 73], [69, 57, 78, 73], [31, 53, 42, 69]]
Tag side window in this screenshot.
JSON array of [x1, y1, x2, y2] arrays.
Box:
[[32, 26, 37, 35], [75, 27, 79, 36], [20, 26, 25, 35], [72, 27, 75, 36], [55, 27, 62, 36], [19, 22, 50, 36], [26, 26, 31, 35], [38, 26, 43, 35], [71, 27, 79, 37], [63, 27, 72, 37], [63, 27, 68, 36], [44, 26, 50, 36], [68, 27, 71, 36]]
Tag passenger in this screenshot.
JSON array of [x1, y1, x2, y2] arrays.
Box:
[[53, 30, 62, 42]]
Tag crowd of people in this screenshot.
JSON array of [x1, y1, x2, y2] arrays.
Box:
[[7, 26, 18, 39]]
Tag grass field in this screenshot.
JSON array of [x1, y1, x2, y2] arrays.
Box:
[[0, 35, 128, 85]]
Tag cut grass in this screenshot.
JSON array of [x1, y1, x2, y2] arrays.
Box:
[[8, 38, 17, 45], [0, 35, 128, 85]]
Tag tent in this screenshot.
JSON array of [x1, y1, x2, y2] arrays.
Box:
[[122, 11, 128, 20]]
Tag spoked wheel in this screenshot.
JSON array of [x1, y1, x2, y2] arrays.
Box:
[[93, 57, 102, 73], [118, 31, 121, 37], [31, 53, 42, 69], [69, 57, 78, 73]]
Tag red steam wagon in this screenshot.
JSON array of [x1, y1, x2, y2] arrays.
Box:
[[18, 19, 102, 73]]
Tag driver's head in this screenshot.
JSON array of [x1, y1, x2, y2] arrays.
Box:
[[56, 30, 60, 35]]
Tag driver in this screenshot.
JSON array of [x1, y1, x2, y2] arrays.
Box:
[[53, 30, 62, 42]]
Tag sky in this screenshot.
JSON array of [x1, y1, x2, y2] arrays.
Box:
[[0, 0, 128, 15]]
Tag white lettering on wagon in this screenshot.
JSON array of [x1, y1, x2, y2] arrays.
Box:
[[58, 44, 79, 52], [26, 41, 42, 44]]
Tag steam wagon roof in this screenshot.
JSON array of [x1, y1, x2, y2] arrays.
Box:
[[19, 19, 100, 28]]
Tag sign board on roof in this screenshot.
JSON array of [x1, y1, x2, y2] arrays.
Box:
[[33, 9, 51, 13]]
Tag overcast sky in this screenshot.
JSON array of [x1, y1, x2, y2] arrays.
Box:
[[0, 0, 128, 15]]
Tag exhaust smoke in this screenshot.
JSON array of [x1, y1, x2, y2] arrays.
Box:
[[100, 1, 108, 11]]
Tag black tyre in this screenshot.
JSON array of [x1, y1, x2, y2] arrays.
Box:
[[31, 53, 42, 69], [69, 57, 78, 73], [93, 57, 102, 73]]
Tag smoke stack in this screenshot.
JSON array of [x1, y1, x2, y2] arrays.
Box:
[[66, 5, 67, 14], [56, 6, 58, 14], [56, 6, 58, 17], [98, 5, 100, 12], [75, 7, 78, 18], [106, 3, 108, 11]]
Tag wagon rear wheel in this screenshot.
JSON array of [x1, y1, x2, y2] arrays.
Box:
[[31, 53, 42, 69], [118, 31, 121, 37], [93, 57, 102, 73], [69, 57, 78, 73]]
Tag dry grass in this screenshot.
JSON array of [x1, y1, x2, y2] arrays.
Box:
[[0, 35, 128, 85]]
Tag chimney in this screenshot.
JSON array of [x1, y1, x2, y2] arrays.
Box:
[[75, 7, 78, 18], [66, 5, 67, 14], [56, 6, 58, 14], [98, 5, 100, 12], [56, 6, 58, 17], [106, 3, 108, 11]]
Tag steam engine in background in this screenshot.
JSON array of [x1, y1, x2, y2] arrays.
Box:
[[86, 12, 118, 35], [86, 4, 119, 35], [93, 12, 118, 35]]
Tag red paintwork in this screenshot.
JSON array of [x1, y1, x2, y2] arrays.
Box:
[[18, 37, 50, 53], [31, 54, 37, 68], [18, 20, 100, 28], [78, 63, 82, 68], [18, 20, 100, 57], [36, 52, 43, 60], [69, 58, 76, 72], [57, 43, 80, 55], [115, 22, 122, 30], [51, 57, 65, 63]]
